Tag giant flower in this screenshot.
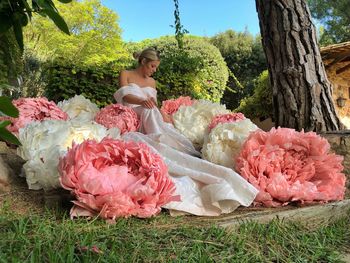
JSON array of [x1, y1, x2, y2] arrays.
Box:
[[17, 120, 120, 190], [59, 138, 177, 220], [160, 96, 195, 116], [58, 95, 99, 122], [173, 100, 229, 149], [202, 119, 259, 168], [236, 127, 346, 207], [208, 112, 246, 131], [0, 97, 68, 134], [95, 104, 140, 134]]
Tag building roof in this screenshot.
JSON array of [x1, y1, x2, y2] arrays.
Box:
[[321, 41, 350, 75]]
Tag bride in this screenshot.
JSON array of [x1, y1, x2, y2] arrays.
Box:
[[114, 48, 258, 216]]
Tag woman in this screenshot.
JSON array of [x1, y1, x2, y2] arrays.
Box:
[[115, 48, 198, 156], [114, 48, 258, 216]]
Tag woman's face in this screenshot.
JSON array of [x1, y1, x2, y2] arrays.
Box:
[[142, 59, 160, 76]]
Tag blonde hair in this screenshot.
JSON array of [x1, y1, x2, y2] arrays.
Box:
[[133, 48, 160, 64]]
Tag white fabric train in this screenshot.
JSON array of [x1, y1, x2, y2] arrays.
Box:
[[114, 83, 258, 216]]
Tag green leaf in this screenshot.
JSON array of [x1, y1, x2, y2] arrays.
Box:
[[0, 16, 12, 34], [57, 0, 72, 3], [32, 0, 41, 12], [41, 8, 70, 35], [0, 97, 19, 117], [20, 0, 32, 19], [0, 127, 21, 145], [36, 0, 55, 11], [20, 13, 29, 27], [12, 17, 24, 51], [0, 120, 11, 129]]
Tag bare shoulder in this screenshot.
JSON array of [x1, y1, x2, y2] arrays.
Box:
[[119, 70, 131, 87], [119, 69, 131, 78], [149, 77, 157, 89]]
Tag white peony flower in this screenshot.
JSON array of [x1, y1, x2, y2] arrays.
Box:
[[57, 95, 99, 122], [173, 100, 229, 149], [201, 119, 259, 169], [18, 119, 120, 191]]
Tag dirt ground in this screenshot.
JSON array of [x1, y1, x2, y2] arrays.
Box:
[[0, 142, 74, 215]]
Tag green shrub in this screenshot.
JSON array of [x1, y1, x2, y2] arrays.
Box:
[[210, 30, 267, 109], [45, 36, 228, 106], [236, 70, 273, 120], [135, 36, 229, 102], [19, 49, 48, 98], [44, 59, 132, 107]]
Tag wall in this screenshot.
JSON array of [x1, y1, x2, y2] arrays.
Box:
[[326, 64, 350, 128]]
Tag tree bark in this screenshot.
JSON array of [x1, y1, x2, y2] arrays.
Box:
[[256, 0, 342, 132]]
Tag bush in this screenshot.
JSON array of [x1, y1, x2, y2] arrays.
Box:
[[236, 70, 273, 120], [134, 36, 229, 103], [210, 30, 267, 109], [45, 59, 132, 107], [19, 49, 48, 98], [44, 36, 228, 106]]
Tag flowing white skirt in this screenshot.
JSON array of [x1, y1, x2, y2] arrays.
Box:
[[115, 84, 258, 216], [122, 132, 258, 216]]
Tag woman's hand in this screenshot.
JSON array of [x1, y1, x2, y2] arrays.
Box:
[[150, 97, 158, 106], [141, 98, 156, 109]]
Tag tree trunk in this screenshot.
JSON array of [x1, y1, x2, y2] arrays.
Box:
[[256, 0, 342, 132]]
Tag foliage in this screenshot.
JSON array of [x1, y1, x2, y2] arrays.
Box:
[[0, 29, 23, 91], [0, 0, 71, 100], [134, 36, 229, 103], [236, 70, 273, 120], [308, 0, 350, 45], [19, 49, 48, 98], [44, 59, 132, 107], [172, 0, 188, 49], [0, 96, 21, 145], [0, 0, 71, 51], [0, 201, 349, 262], [24, 0, 129, 65], [210, 30, 267, 109]]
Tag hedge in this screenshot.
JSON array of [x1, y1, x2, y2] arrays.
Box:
[[133, 36, 229, 103], [44, 60, 131, 107], [236, 70, 273, 120]]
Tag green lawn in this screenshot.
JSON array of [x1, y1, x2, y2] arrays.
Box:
[[0, 201, 349, 263]]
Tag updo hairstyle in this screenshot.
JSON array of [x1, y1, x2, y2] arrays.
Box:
[[133, 48, 160, 64]]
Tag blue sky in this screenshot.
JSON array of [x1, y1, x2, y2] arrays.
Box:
[[101, 0, 260, 42]]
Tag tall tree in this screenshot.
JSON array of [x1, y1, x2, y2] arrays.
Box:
[[256, 0, 342, 132], [24, 0, 128, 65], [308, 0, 350, 45]]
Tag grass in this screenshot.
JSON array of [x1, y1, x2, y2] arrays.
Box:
[[0, 200, 349, 263]]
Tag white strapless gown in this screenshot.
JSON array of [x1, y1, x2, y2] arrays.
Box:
[[114, 83, 258, 216]]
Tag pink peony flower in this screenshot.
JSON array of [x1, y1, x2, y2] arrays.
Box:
[[236, 127, 346, 207], [94, 104, 140, 134], [160, 96, 195, 116], [59, 138, 178, 220], [208, 113, 246, 131], [0, 97, 68, 134]]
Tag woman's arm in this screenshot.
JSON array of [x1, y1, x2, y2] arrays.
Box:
[[123, 95, 156, 109], [118, 71, 156, 108]]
